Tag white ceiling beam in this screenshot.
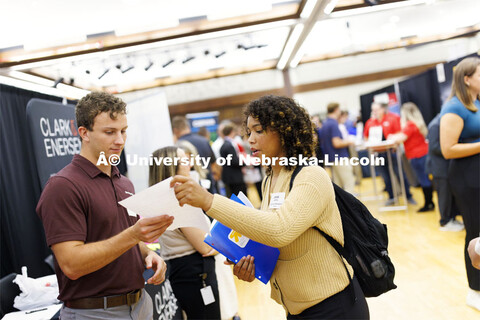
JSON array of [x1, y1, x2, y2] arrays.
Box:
[[276, 0, 333, 70]]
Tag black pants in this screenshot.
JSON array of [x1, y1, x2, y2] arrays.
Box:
[[449, 154, 480, 290], [167, 253, 221, 319], [433, 177, 460, 226], [287, 277, 369, 320]]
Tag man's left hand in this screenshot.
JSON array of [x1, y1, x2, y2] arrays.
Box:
[[145, 251, 167, 285]]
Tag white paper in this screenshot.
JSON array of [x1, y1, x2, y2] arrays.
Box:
[[236, 191, 254, 208], [119, 177, 209, 231], [2, 304, 62, 320]]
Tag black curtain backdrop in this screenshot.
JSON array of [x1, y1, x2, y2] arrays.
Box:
[[359, 85, 395, 124], [0, 84, 72, 278], [398, 69, 442, 126], [0, 85, 130, 279]]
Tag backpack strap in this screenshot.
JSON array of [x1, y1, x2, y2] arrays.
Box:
[[289, 166, 356, 301]]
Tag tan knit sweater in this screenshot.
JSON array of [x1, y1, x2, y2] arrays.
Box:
[[207, 165, 353, 315]]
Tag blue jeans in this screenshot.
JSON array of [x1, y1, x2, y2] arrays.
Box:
[[409, 155, 432, 188]]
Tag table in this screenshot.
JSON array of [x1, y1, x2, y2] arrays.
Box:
[[364, 140, 408, 212]]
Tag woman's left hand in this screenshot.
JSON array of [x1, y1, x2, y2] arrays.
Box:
[[170, 175, 214, 211]]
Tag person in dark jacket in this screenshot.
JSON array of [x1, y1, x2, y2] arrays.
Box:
[[426, 114, 464, 231], [220, 123, 246, 198]]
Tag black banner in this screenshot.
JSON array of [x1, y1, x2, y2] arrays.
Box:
[[26, 99, 81, 188]]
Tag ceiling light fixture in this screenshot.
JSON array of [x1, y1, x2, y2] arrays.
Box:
[[162, 59, 175, 68], [10, 20, 296, 72], [330, 0, 430, 19], [121, 66, 134, 73], [98, 68, 110, 79], [53, 77, 64, 88], [144, 61, 154, 71], [182, 56, 195, 64], [324, 0, 339, 15], [300, 0, 318, 19], [277, 23, 304, 70]]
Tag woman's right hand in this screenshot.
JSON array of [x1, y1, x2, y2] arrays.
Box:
[[230, 255, 256, 282], [170, 175, 214, 211]]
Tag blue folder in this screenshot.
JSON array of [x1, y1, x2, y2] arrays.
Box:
[[203, 194, 280, 284]]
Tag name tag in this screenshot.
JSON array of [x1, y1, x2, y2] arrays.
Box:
[[200, 286, 215, 305], [269, 192, 285, 209]]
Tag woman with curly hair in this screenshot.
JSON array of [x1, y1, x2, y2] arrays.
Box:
[[170, 95, 369, 319]]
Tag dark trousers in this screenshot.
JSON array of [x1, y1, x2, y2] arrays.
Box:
[[433, 177, 460, 226], [449, 154, 480, 290], [410, 155, 432, 188], [287, 277, 369, 320], [377, 152, 412, 199], [167, 253, 221, 319]]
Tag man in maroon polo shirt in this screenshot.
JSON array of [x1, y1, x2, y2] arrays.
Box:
[[37, 92, 174, 319]]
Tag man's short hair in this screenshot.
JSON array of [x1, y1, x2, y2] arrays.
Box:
[[222, 123, 235, 137], [76, 92, 126, 131], [327, 102, 340, 114], [171, 116, 190, 131]]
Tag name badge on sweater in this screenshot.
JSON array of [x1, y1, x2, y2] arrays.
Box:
[[269, 193, 285, 209]]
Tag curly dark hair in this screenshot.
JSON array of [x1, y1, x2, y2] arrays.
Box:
[[75, 92, 127, 131], [243, 95, 316, 172]]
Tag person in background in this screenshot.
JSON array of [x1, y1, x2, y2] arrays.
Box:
[[426, 114, 464, 231], [170, 95, 369, 319], [322, 102, 356, 194], [364, 102, 416, 206], [311, 114, 325, 168], [172, 116, 218, 194], [389, 102, 435, 212], [176, 140, 210, 189], [212, 120, 231, 160], [339, 110, 362, 185], [338, 111, 350, 141], [36, 92, 173, 320], [149, 146, 221, 319], [176, 140, 242, 320], [220, 123, 247, 198], [440, 56, 480, 311], [198, 126, 211, 142]]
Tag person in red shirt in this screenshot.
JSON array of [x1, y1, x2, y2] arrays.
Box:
[[389, 102, 435, 212], [364, 102, 415, 206]]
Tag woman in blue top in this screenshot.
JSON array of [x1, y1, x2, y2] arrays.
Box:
[[440, 56, 480, 311]]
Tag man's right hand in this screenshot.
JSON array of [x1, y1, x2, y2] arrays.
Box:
[[131, 215, 174, 243]]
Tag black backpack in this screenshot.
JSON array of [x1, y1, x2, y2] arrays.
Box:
[[289, 166, 397, 297]]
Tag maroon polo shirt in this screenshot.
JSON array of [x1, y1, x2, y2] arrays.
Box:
[[36, 154, 144, 302]]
